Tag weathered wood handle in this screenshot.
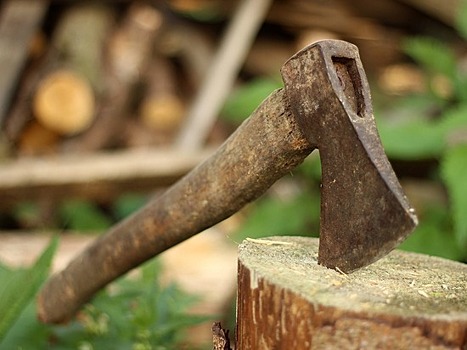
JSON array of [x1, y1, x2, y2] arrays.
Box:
[[37, 89, 314, 324]]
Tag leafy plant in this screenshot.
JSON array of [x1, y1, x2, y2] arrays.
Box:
[[377, 104, 467, 159], [0, 236, 58, 344], [222, 77, 282, 124], [60, 199, 112, 231], [234, 191, 320, 242], [111, 193, 148, 221], [230, 156, 322, 246], [398, 204, 463, 261], [441, 144, 467, 249], [0, 237, 211, 349], [56, 259, 210, 349]]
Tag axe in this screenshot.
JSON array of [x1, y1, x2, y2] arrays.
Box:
[[38, 40, 418, 324]]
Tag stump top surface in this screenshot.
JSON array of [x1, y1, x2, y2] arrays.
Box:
[[239, 236, 467, 319]]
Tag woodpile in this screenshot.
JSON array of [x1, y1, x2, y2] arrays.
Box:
[[0, 0, 459, 151], [0, 1, 460, 148]]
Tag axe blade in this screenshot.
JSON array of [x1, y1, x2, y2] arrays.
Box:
[[281, 40, 418, 272]]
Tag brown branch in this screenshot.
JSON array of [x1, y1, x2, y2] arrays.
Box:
[[0, 147, 213, 207], [175, 0, 274, 150]]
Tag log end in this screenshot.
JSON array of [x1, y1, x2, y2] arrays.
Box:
[[33, 69, 95, 135]]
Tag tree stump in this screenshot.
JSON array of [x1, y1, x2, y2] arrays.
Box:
[[236, 236, 467, 349]]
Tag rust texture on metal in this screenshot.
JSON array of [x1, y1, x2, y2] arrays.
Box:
[[281, 40, 418, 272]]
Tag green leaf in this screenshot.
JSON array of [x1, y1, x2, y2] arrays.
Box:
[[13, 202, 41, 228], [436, 105, 467, 139], [297, 154, 322, 182], [0, 301, 50, 348], [174, 3, 223, 22], [0, 236, 58, 342], [399, 205, 463, 260], [46, 258, 211, 348], [377, 103, 467, 160], [441, 144, 467, 251], [112, 194, 148, 221], [452, 74, 467, 102], [222, 78, 282, 124], [378, 119, 444, 159], [375, 94, 449, 160], [60, 200, 112, 231], [233, 192, 320, 242], [403, 37, 457, 79]]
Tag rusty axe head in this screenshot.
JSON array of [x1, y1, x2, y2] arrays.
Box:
[[281, 40, 418, 272]]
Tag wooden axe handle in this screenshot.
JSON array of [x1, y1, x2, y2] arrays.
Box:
[[37, 89, 314, 324]]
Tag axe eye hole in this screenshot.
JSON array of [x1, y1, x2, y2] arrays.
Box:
[[331, 56, 365, 118]]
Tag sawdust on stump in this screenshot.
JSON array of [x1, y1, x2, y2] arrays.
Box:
[[236, 236, 467, 350]]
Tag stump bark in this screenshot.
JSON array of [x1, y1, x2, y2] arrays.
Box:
[[236, 236, 467, 349]]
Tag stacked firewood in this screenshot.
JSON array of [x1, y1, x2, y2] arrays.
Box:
[[0, 0, 460, 153], [3, 2, 194, 155]]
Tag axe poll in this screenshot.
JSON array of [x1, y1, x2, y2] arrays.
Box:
[[38, 40, 418, 324]]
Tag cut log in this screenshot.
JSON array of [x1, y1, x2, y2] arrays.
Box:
[[33, 70, 95, 135], [63, 3, 162, 152], [32, 3, 115, 136], [0, 147, 214, 206], [51, 3, 115, 91], [140, 94, 185, 132], [236, 236, 467, 349], [5, 3, 115, 145], [139, 57, 185, 134]]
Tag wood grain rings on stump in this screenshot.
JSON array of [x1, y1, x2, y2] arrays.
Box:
[[236, 236, 467, 349]]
